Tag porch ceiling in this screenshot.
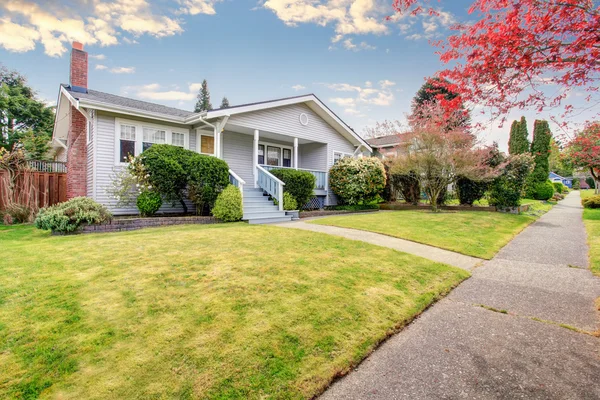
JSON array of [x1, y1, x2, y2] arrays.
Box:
[[222, 123, 322, 145]]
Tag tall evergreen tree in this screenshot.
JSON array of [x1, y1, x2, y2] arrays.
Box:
[[530, 119, 552, 183], [194, 79, 212, 112], [508, 116, 530, 155], [412, 77, 470, 129], [220, 96, 230, 109]]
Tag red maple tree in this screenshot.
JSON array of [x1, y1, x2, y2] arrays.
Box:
[[392, 0, 600, 125], [567, 122, 600, 192]]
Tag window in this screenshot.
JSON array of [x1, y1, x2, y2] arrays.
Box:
[[200, 135, 214, 154], [87, 120, 93, 144], [172, 132, 185, 147], [119, 124, 136, 162], [142, 128, 166, 151], [258, 144, 265, 165], [267, 146, 281, 166], [283, 148, 292, 167], [333, 151, 352, 164]]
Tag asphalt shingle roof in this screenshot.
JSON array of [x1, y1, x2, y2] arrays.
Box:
[[366, 134, 405, 147]]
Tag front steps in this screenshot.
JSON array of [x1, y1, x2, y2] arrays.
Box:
[[242, 188, 292, 224]]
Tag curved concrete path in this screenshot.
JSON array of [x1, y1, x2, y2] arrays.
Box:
[[282, 192, 600, 399], [276, 219, 482, 271]]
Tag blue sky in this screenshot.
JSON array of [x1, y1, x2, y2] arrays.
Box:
[[0, 0, 592, 150]]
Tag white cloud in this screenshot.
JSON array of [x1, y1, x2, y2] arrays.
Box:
[[95, 64, 108, 70], [325, 79, 396, 116], [330, 97, 356, 106], [263, 0, 388, 46], [398, 8, 456, 41], [341, 38, 376, 51], [0, 0, 221, 57], [89, 54, 106, 60], [292, 84, 306, 91], [124, 83, 198, 102], [110, 66, 136, 74], [188, 82, 204, 93]]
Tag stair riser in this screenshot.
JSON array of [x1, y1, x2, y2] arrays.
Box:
[[247, 217, 292, 224], [243, 212, 288, 219]]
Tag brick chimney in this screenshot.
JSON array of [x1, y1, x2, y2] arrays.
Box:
[[66, 42, 88, 199]]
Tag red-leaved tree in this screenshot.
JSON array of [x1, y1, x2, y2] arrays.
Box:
[[567, 122, 600, 193], [392, 0, 600, 126]]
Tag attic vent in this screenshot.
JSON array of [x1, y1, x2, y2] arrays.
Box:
[[299, 113, 309, 126]]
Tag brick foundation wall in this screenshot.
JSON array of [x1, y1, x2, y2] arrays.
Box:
[[77, 215, 219, 234], [66, 106, 87, 199]]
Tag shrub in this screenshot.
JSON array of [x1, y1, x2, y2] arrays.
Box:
[[456, 176, 488, 205], [212, 185, 243, 222], [387, 170, 420, 205], [552, 182, 565, 194], [582, 195, 600, 209], [187, 154, 230, 212], [283, 192, 298, 211], [136, 190, 162, 216], [35, 197, 112, 233], [329, 157, 386, 205], [533, 181, 554, 200], [572, 179, 580, 190], [326, 204, 379, 211], [586, 176, 596, 189], [488, 154, 533, 208], [270, 169, 316, 208]]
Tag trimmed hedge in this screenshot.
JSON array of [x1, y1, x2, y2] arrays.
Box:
[[270, 169, 316, 208], [456, 176, 488, 206], [187, 154, 230, 212], [35, 197, 112, 233], [212, 185, 243, 222], [329, 157, 386, 205]]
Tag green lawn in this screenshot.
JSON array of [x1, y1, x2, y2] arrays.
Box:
[[310, 209, 544, 259], [0, 224, 468, 399], [581, 189, 600, 276]]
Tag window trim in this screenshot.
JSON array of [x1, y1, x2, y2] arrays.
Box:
[[258, 140, 294, 168], [114, 117, 190, 166], [332, 150, 353, 165]]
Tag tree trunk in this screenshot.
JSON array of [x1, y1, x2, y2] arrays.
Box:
[[590, 168, 599, 194], [179, 198, 188, 214]]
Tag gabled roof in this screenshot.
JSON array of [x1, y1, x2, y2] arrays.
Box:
[[367, 133, 407, 148]]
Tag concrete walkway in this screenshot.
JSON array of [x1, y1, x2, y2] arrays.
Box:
[[276, 219, 482, 271], [291, 192, 600, 399]]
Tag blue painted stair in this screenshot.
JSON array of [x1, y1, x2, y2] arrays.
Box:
[[242, 188, 292, 224]]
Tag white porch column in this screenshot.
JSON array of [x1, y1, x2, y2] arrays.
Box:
[[213, 127, 218, 156], [253, 129, 259, 188], [293, 137, 298, 170]]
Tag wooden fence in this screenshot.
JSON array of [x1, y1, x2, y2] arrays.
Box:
[[0, 171, 67, 210]]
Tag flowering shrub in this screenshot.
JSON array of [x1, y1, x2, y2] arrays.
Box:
[[329, 157, 386, 205], [212, 185, 243, 222], [582, 195, 600, 209], [35, 197, 112, 233]]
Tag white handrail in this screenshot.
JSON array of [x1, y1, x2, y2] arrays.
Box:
[[228, 169, 246, 185], [228, 168, 246, 202], [256, 165, 285, 211]]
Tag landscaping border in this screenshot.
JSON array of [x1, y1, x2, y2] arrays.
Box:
[[78, 215, 218, 234], [380, 203, 497, 212], [300, 209, 379, 218]]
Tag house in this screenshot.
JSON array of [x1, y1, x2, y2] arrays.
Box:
[[52, 42, 372, 223], [549, 172, 573, 188], [367, 134, 406, 158]]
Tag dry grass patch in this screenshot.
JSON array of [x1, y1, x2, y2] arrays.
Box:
[[0, 223, 468, 399]]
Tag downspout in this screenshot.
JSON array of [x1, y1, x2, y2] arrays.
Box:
[[196, 117, 219, 157]]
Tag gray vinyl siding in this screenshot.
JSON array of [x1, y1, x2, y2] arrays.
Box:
[[189, 131, 197, 153], [299, 143, 327, 171], [222, 130, 253, 185], [94, 112, 196, 215], [86, 110, 95, 198]]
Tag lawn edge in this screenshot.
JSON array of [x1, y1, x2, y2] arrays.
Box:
[[583, 220, 600, 277], [311, 273, 470, 399]]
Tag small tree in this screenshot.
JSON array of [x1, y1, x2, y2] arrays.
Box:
[[194, 79, 212, 112], [488, 154, 534, 209], [392, 102, 493, 212], [508, 116, 529, 155], [567, 123, 600, 194], [220, 97, 230, 109]]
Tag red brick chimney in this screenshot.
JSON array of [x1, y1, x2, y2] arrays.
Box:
[[66, 42, 88, 199]]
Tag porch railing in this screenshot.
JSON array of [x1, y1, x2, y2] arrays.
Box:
[[257, 165, 285, 211], [260, 165, 327, 191], [28, 160, 67, 173], [228, 169, 246, 201]]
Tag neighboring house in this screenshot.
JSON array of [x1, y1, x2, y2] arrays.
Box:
[[367, 134, 406, 158], [549, 172, 573, 188], [52, 42, 372, 223]]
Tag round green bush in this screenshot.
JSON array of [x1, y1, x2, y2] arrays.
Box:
[[533, 181, 554, 200], [136, 190, 162, 217], [187, 154, 230, 212], [582, 195, 600, 209], [270, 169, 316, 209], [456, 176, 488, 206], [329, 157, 386, 205], [552, 182, 565, 194], [212, 185, 243, 222], [283, 192, 298, 211], [35, 197, 112, 233]]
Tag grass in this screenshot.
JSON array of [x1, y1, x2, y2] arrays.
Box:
[[0, 223, 468, 399], [580, 189, 600, 276], [310, 208, 548, 259]]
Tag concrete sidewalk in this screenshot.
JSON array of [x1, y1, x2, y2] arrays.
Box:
[[317, 192, 600, 399]]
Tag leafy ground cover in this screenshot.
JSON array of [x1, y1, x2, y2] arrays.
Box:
[[0, 223, 468, 399], [581, 189, 600, 276], [310, 206, 552, 259]]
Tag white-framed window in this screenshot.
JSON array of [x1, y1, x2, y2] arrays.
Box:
[[114, 118, 189, 165], [258, 141, 294, 167], [333, 150, 353, 164], [172, 132, 185, 147]]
